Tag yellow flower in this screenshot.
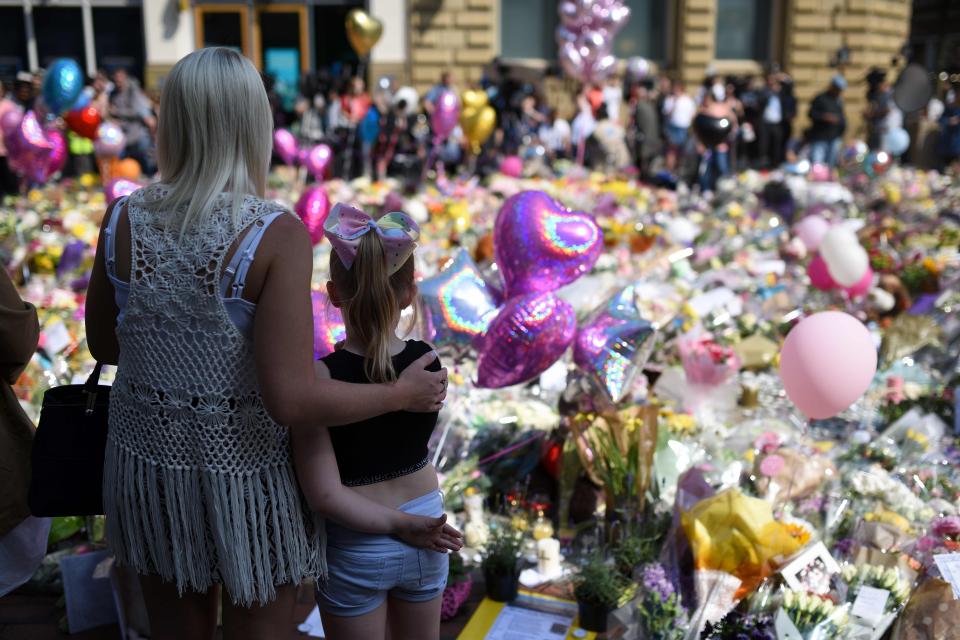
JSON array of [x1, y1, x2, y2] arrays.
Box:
[[727, 203, 744, 218], [922, 257, 940, 275], [905, 428, 929, 449]]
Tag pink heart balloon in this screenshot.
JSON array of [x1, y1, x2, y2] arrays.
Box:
[[44, 128, 68, 179], [311, 290, 346, 359], [494, 190, 602, 298], [476, 292, 576, 389], [295, 186, 331, 245], [273, 128, 298, 166], [303, 144, 332, 181]]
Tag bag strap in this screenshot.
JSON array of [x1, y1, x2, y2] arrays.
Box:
[[83, 362, 105, 415]]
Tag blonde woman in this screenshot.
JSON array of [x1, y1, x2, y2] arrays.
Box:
[[85, 48, 461, 640]]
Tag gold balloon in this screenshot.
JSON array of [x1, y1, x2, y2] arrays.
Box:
[[461, 89, 488, 112], [733, 333, 779, 371], [345, 9, 383, 58], [461, 105, 496, 153]]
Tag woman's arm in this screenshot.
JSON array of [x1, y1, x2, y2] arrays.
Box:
[[291, 362, 461, 552], [254, 215, 447, 428], [85, 200, 123, 365]]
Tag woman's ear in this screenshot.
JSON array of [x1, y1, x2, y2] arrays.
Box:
[[326, 281, 342, 308]]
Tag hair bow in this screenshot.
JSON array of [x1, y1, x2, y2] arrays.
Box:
[[324, 203, 420, 274]]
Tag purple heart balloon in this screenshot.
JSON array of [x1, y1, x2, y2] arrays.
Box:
[[273, 128, 298, 166], [430, 90, 460, 141], [476, 291, 576, 389], [44, 128, 68, 180], [295, 186, 331, 245], [303, 143, 332, 181], [312, 290, 346, 359], [494, 190, 602, 298]]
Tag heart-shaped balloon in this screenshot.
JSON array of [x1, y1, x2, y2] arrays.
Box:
[[419, 249, 499, 351], [345, 9, 383, 58], [64, 105, 102, 139], [461, 89, 488, 113], [295, 186, 331, 245], [44, 128, 68, 180], [476, 291, 576, 389], [494, 190, 602, 298], [461, 105, 496, 153], [104, 178, 142, 204], [574, 284, 657, 403], [302, 144, 332, 181], [312, 290, 346, 359]]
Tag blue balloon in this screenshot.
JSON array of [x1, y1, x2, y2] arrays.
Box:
[[882, 127, 910, 157], [42, 59, 83, 114], [70, 87, 93, 111], [359, 107, 380, 144]]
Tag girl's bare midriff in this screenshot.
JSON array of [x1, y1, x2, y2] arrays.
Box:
[[351, 463, 439, 509]]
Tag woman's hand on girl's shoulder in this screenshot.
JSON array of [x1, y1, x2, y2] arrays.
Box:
[[394, 350, 447, 413]]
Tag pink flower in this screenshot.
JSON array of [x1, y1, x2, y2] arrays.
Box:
[[753, 432, 782, 454], [884, 376, 906, 404], [932, 516, 960, 539]]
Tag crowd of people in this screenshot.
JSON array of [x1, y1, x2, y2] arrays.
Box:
[[2, 60, 960, 198]]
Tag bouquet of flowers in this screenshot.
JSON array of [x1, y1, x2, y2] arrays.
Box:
[[779, 590, 848, 639], [678, 334, 741, 386], [634, 563, 688, 640]]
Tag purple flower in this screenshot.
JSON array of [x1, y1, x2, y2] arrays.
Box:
[[833, 538, 856, 558], [641, 563, 675, 601], [932, 516, 960, 539]]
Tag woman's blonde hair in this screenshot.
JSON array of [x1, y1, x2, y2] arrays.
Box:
[[152, 47, 272, 236], [329, 234, 416, 384]]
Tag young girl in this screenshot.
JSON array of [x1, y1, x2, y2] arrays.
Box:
[[292, 204, 448, 640]]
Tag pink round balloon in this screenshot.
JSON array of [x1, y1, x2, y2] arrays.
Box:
[[494, 190, 603, 298], [807, 254, 836, 290], [311, 290, 345, 359], [295, 186, 331, 245], [499, 155, 523, 178], [104, 178, 142, 204], [779, 311, 877, 420], [809, 163, 832, 182], [430, 90, 460, 141], [1, 108, 23, 137], [476, 292, 576, 389], [303, 144, 332, 181], [795, 215, 829, 251], [844, 266, 873, 298], [94, 121, 125, 157], [273, 128, 298, 165]]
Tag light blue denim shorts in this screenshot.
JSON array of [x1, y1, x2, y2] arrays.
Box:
[[316, 490, 449, 617]]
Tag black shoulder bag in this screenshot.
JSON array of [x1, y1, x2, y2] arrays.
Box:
[[28, 362, 110, 516]]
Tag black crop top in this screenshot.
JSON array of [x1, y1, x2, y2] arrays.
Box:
[[322, 340, 441, 486]]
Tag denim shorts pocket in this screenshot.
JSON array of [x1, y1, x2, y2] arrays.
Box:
[[324, 548, 387, 607], [417, 549, 449, 589]]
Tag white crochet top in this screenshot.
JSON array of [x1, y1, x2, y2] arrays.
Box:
[[103, 184, 319, 606]]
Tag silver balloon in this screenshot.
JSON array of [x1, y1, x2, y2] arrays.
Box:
[[573, 283, 657, 403], [419, 249, 499, 351]]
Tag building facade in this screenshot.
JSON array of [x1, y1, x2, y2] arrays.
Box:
[[0, 0, 927, 137]]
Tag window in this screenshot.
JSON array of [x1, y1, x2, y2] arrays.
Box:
[[613, 0, 667, 61], [93, 7, 145, 81], [33, 7, 85, 69], [0, 8, 28, 82], [715, 0, 771, 61], [501, 0, 559, 60]]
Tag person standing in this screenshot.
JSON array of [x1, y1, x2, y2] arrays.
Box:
[[631, 81, 661, 177], [696, 92, 737, 193], [538, 108, 572, 161], [808, 75, 847, 167], [423, 71, 452, 116], [84, 48, 459, 640], [759, 74, 786, 168], [663, 80, 696, 172], [109, 68, 156, 176]]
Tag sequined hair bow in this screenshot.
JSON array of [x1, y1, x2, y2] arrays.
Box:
[[323, 203, 420, 274]]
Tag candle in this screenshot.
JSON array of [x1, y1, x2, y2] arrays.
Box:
[[537, 538, 561, 576]]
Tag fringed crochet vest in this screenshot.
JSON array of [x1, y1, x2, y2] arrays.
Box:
[[103, 184, 318, 606]]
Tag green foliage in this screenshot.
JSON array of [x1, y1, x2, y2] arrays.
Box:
[[447, 551, 470, 585], [573, 554, 634, 610], [480, 525, 523, 575], [614, 535, 659, 576]]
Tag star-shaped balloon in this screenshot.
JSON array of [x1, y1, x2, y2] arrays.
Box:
[[419, 249, 499, 350], [574, 283, 657, 403]]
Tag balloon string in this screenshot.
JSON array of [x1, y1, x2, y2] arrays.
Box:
[[478, 432, 545, 466], [421, 137, 439, 183]]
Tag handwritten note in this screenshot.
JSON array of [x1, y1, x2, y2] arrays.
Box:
[[851, 586, 889, 624]]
